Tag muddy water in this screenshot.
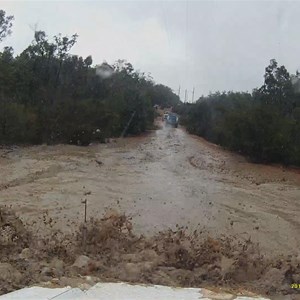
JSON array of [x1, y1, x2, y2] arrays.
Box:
[[0, 123, 299, 256]]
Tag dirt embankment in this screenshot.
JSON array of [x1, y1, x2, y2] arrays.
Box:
[[0, 207, 300, 298]]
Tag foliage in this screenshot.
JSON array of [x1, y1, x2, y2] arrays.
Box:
[[180, 60, 300, 166], [0, 10, 180, 145], [0, 10, 14, 42]]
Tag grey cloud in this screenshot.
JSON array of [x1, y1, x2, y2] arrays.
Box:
[[1, 1, 300, 100]]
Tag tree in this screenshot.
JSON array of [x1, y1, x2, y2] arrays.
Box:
[[84, 55, 92, 68], [258, 59, 294, 114], [0, 46, 14, 96], [53, 33, 78, 88], [149, 84, 180, 108], [0, 10, 14, 42], [179, 85, 300, 166]]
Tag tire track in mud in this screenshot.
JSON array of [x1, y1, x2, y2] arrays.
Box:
[[0, 124, 299, 258], [150, 125, 300, 257], [0, 124, 300, 297], [0, 164, 64, 191]]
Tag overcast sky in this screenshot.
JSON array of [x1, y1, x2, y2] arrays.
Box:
[[1, 1, 300, 101]]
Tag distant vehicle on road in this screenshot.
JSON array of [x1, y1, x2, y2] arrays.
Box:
[[165, 113, 179, 128], [163, 112, 169, 120]]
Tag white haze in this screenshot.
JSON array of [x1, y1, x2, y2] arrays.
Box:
[[1, 1, 300, 101]]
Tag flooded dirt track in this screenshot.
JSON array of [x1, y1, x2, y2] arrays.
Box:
[[0, 122, 300, 256]]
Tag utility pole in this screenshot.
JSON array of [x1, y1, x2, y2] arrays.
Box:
[[192, 87, 195, 103], [178, 85, 181, 98], [81, 199, 88, 253], [184, 89, 187, 103], [121, 111, 136, 138]]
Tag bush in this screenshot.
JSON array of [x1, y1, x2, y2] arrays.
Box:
[[0, 102, 39, 144], [181, 91, 300, 166]]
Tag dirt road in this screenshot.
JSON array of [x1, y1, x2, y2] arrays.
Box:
[[0, 122, 299, 256]]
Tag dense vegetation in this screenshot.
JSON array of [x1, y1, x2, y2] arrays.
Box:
[[2, 10, 299, 166], [0, 10, 180, 145], [177, 59, 300, 166]]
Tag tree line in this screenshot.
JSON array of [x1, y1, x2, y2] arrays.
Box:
[[0, 10, 180, 145], [177, 59, 300, 166]]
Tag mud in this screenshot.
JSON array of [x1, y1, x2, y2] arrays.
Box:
[[0, 207, 299, 298], [0, 122, 300, 297]]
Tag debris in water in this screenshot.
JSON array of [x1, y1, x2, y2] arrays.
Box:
[[0, 207, 299, 297]]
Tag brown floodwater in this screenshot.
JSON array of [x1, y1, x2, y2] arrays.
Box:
[[0, 122, 299, 256]]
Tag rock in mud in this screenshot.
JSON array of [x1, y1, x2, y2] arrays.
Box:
[[50, 258, 65, 277], [51, 278, 60, 285], [122, 263, 140, 280], [220, 256, 235, 277], [150, 269, 177, 286], [41, 266, 53, 277], [120, 262, 156, 281], [167, 268, 195, 285], [70, 255, 100, 275], [72, 255, 91, 269], [201, 289, 235, 300], [139, 261, 155, 272], [19, 247, 32, 260], [78, 282, 92, 290]]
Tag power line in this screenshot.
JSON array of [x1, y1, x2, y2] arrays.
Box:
[[178, 86, 196, 103]]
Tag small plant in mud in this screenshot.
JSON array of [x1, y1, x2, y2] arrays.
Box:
[[76, 210, 134, 255]]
